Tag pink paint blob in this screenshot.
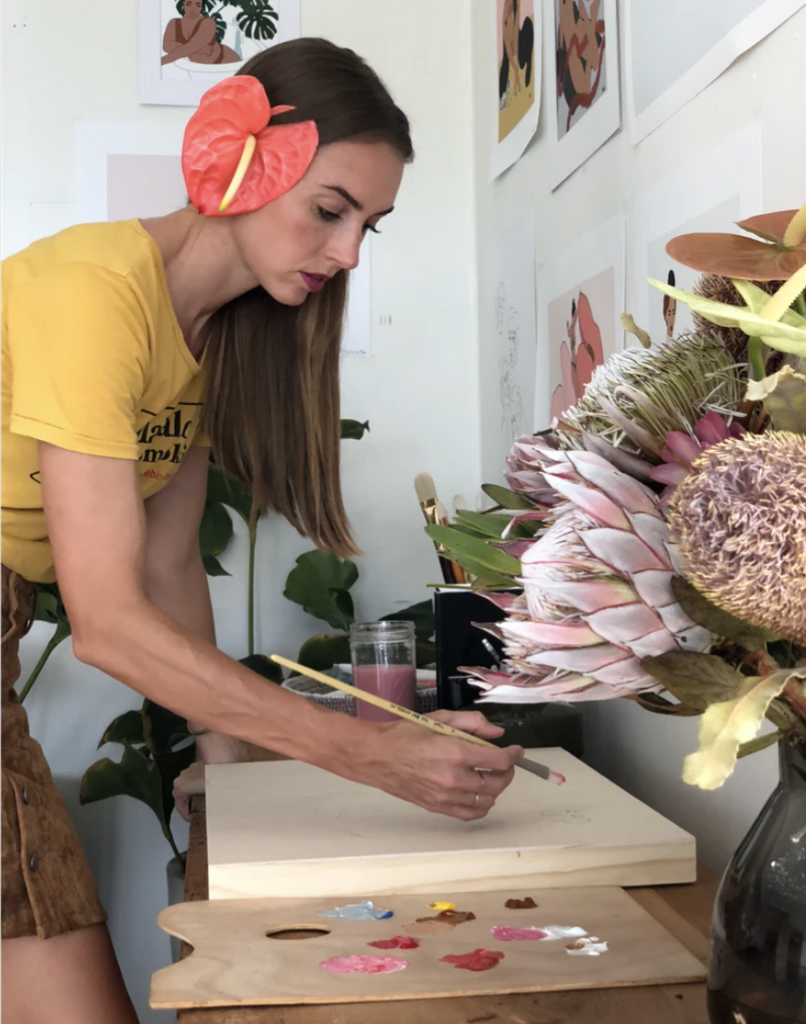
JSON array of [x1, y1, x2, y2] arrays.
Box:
[[352, 664, 416, 723], [319, 954, 408, 975], [491, 925, 548, 942], [548, 770, 566, 786], [439, 948, 504, 972], [367, 936, 420, 950]]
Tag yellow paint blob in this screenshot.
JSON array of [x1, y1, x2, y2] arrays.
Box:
[[427, 902, 456, 911]]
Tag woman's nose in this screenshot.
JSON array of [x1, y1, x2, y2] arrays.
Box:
[[331, 230, 362, 272]]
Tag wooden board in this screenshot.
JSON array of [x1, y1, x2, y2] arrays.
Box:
[[205, 748, 695, 900], [152, 885, 706, 1010]]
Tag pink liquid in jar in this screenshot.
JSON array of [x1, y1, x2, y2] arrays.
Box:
[[352, 664, 417, 723]]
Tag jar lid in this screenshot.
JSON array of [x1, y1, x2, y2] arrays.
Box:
[[349, 620, 415, 644]]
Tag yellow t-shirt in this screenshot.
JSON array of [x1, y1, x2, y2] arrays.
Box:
[[1, 220, 210, 583]]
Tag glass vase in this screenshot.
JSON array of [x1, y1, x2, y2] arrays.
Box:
[[708, 740, 806, 1024]]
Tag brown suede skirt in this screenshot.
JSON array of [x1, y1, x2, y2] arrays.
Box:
[[1, 565, 107, 939]]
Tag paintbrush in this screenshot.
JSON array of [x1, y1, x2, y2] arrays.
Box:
[[270, 654, 564, 785], [414, 473, 464, 585]]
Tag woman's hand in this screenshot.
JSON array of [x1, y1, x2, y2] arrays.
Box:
[[349, 713, 523, 822], [173, 730, 252, 822]]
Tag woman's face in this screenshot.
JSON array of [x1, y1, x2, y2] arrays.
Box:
[[665, 298, 677, 333], [232, 139, 404, 307], [183, 0, 203, 19]]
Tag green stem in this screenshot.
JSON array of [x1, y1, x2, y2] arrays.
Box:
[[163, 824, 183, 864], [18, 623, 71, 704], [747, 337, 765, 381], [247, 503, 258, 658], [794, 292, 805, 316]]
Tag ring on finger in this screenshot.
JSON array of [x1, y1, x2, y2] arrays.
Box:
[[476, 769, 485, 791]]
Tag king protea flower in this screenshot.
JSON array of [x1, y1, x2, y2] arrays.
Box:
[[462, 450, 714, 703], [670, 431, 806, 645]]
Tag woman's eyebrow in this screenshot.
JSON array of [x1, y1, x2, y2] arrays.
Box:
[[325, 185, 394, 216]]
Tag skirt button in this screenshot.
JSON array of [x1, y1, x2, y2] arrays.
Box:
[[21, 788, 29, 805], [29, 854, 39, 872]]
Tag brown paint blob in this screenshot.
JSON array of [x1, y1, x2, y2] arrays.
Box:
[[403, 908, 476, 935], [505, 897, 537, 909]]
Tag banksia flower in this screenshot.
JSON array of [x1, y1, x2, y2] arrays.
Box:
[[670, 432, 806, 644], [692, 274, 782, 369], [461, 450, 714, 703], [555, 333, 745, 472]]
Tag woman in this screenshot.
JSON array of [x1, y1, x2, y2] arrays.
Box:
[[498, 0, 534, 107], [162, 0, 241, 67], [1, 39, 522, 1023]]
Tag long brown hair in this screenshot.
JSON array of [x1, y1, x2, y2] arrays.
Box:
[[204, 39, 413, 557]]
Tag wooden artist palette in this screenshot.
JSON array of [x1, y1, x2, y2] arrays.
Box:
[[205, 748, 695, 900], [150, 885, 706, 1009]]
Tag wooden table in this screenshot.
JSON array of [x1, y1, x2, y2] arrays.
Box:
[[176, 797, 718, 1024]]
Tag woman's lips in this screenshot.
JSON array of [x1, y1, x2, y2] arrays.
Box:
[[300, 272, 329, 292]]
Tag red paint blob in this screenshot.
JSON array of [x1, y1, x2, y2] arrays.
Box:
[[440, 948, 504, 972], [319, 955, 407, 975], [367, 936, 420, 950]]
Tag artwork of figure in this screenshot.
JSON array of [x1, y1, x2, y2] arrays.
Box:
[[663, 269, 677, 344], [498, 289, 526, 442], [555, 0, 607, 137], [162, 0, 243, 66], [549, 290, 604, 422], [497, 0, 536, 143]]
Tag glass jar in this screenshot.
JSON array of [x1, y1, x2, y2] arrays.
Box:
[[707, 740, 806, 1024], [349, 621, 417, 724]]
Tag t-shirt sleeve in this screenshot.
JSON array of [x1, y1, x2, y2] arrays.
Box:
[[7, 263, 149, 459]]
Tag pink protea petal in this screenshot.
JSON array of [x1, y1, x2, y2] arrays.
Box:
[[494, 539, 533, 559], [631, 570, 676, 608], [581, 529, 667, 573], [649, 463, 689, 486], [675, 625, 713, 652], [664, 431, 703, 464], [499, 621, 601, 646], [525, 645, 630, 671], [584, 604, 666, 644], [502, 510, 555, 539], [628, 629, 679, 658], [565, 452, 659, 514], [506, 470, 548, 492], [459, 668, 526, 689], [590, 657, 655, 685], [626, 512, 674, 565], [479, 592, 528, 615], [547, 476, 630, 529], [540, 681, 638, 702], [657, 602, 697, 634], [534, 579, 636, 613], [728, 421, 747, 439]]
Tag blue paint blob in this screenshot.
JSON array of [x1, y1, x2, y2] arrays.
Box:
[[318, 901, 393, 922]]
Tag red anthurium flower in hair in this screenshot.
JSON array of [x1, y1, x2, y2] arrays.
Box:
[[182, 75, 319, 217]]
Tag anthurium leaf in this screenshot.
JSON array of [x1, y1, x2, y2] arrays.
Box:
[[284, 551, 359, 632], [199, 501, 234, 558], [99, 710, 146, 749], [380, 600, 435, 641], [80, 743, 167, 831], [671, 577, 776, 650], [633, 692, 702, 717], [682, 669, 804, 790], [425, 525, 521, 576], [34, 582, 70, 626], [340, 419, 370, 440], [239, 653, 284, 684], [641, 651, 747, 712], [745, 366, 806, 434], [297, 633, 351, 671], [481, 484, 535, 510], [202, 554, 231, 577], [206, 467, 253, 524]]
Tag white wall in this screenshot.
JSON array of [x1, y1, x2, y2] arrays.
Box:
[[2, 1, 479, 1020], [470, 4, 805, 871]]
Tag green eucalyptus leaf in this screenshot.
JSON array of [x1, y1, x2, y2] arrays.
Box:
[[239, 653, 284, 685], [425, 525, 521, 576], [297, 633, 351, 671], [340, 419, 370, 440], [199, 501, 234, 558], [633, 692, 702, 717], [481, 484, 535, 510], [641, 651, 747, 712], [671, 577, 776, 650], [455, 510, 532, 539], [284, 551, 359, 631]]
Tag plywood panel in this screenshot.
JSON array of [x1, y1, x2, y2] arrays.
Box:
[[205, 749, 695, 900], [152, 886, 706, 1010]]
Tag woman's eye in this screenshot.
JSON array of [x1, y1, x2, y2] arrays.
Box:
[[317, 206, 341, 223], [364, 224, 381, 235]]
